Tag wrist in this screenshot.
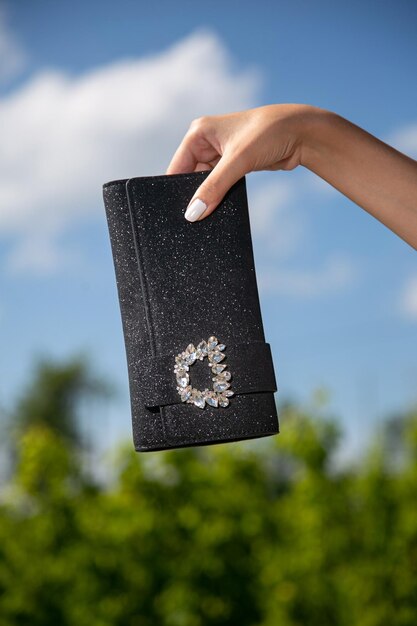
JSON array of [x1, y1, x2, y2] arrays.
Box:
[[299, 106, 338, 172]]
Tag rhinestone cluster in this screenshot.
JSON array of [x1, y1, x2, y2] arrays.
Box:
[[174, 336, 234, 409]]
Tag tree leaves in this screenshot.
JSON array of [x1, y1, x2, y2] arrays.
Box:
[[1, 357, 417, 625]]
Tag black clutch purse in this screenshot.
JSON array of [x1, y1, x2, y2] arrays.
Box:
[[102, 171, 279, 452]]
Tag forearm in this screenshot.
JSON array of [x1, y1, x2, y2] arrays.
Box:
[[300, 107, 417, 250]]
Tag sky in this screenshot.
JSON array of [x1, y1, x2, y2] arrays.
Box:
[[0, 0, 416, 465]]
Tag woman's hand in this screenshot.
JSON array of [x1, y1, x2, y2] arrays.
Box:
[[165, 103, 314, 221], [166, 103, 417, 250]]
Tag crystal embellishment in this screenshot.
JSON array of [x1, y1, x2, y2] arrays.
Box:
[[174, 336, 235, 409]]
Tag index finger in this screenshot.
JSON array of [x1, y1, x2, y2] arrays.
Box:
[[166, 127, 220, 175], [165, 137, 199, 175]]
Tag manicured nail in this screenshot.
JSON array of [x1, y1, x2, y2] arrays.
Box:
[[184, 198, 207, 222]]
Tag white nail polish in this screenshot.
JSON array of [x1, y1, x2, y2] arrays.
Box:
[[184, 198, 207, 222]]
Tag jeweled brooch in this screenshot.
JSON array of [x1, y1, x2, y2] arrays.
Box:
[[174, 336, 234, 408]]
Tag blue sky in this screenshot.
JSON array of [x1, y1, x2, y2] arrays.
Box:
[[0, 0, 416, 463]]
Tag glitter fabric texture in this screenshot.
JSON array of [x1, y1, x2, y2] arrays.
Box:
[[102, 171, 279, 452]]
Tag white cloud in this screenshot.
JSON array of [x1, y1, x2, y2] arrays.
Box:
[[6, 230, 82, 275], [387, 123, 417, 158], [246, 175, 355, 299], [0, 22, 360, 301], [258, 253, 355, 297], [0, 27, 262, 274], [248, 176, 304, 257], [399, 275, 417, 321], [0, 6, 27, 83]]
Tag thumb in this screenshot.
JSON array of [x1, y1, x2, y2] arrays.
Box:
[[184, 156, 247, 222]]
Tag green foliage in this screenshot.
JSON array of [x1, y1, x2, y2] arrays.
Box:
[[0, 358, 417, 625]]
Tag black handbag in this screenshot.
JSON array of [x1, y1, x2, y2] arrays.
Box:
[[102, 171, 279, 451]]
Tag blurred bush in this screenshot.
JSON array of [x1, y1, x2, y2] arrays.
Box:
[[0, 356, 416, 626]]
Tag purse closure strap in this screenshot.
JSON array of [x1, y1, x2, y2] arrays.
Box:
[[139, 341, 278, 409]]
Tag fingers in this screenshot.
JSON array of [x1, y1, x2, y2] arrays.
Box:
[[165, 141, 198, 175], [167, 115, 250, 221], [184, 151, 248, 222], [166, 117, 221, 175]]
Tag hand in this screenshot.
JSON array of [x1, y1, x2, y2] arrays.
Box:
[[166, 103, 417, 250], [165, 103, 314, 221]]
